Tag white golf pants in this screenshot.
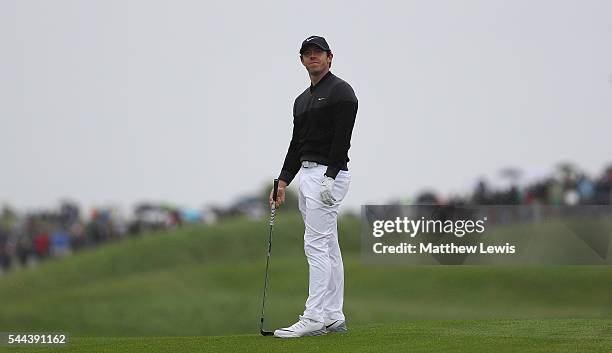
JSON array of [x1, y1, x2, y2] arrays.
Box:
[[298, 163, 351, 323]]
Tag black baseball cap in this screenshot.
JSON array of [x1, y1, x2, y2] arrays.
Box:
[[299, 36, 331, 54]]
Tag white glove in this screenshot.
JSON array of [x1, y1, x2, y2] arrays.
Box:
[[320, 176, 336, 206]]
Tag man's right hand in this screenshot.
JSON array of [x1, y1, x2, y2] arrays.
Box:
[[269, 179, 288, 208]]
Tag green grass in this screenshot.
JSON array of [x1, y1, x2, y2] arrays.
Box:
[[0, 212, 611, 351], [4, 320, 612, 353]]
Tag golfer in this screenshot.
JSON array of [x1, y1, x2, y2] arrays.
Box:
[[270, 35, 358, 338]]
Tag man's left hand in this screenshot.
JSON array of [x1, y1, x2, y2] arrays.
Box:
[[320, 176, 336, 206]]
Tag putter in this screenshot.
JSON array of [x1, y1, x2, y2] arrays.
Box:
[[260, 178, 279, 336]]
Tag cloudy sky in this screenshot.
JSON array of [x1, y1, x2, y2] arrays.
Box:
[[1, 0, 611, 213]]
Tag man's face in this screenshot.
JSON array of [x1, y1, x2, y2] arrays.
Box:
[[300, 45, 332, 75]]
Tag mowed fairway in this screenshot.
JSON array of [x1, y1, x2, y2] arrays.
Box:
[[1, 212, 611, 352], [5, 320, 612, 353]]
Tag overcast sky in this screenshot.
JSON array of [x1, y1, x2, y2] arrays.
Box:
[[1, 0, 611, 214]]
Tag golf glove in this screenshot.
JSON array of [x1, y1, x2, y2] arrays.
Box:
[[320, 176, 336, 206]]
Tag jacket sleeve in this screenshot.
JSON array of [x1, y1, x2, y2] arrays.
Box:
[[325, 82, 358, 179], [278, 107, 302, 185]]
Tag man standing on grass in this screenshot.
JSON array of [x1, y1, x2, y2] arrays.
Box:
[[269, 35, 358, 338]]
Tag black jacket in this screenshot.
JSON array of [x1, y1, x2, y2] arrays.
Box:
[[279, 71, 358, 185]]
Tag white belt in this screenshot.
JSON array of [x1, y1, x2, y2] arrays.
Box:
[[301, 161, 319, 168]]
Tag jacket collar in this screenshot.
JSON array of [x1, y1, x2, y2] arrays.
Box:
[[309, 71, 333, 93]]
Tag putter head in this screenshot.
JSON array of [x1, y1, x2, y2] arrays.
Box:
[[260, 329, 274, 336]]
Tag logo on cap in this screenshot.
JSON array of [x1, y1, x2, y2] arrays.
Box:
[[300, 36, 330, 54]]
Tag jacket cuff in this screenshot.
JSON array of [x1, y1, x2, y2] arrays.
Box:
[[278, 170, 296, 186], [324, 166, 340, 179]]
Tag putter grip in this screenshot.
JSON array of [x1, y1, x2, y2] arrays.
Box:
[[272, 179, 279, 202]]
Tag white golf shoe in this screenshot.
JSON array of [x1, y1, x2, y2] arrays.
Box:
[[273, 316, 326, 338], [325, 319, 347, 333]]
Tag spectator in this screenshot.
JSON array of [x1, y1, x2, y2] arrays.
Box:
[[34, 231, 50, 258], [0, 228, 11, 271], [595, 166, 612, 205], [577, 175, 595, 204], [50, 230, 71, 257]]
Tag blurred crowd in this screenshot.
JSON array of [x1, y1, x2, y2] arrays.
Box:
[[403, 163, 612, 227], [0, 193, 277, 275], [0, 202, 220, 274], [413, 163, 612, 207]]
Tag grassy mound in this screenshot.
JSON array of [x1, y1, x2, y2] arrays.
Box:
[[0, 212, 610, 338]]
